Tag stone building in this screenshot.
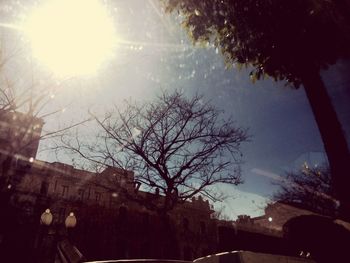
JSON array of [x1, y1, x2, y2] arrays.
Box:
[[252, 202, 316, 233], [0, 110, 220, 262], [9, 159, 218, 261]]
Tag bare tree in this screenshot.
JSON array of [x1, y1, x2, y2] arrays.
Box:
[[211, 206, 232, 221], [273, 164, 338, 217], [60, 90, 249, 215]]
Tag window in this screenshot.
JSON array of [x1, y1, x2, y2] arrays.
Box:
[[87, 187, 91, 200], [40, 181, 49, 196], [62, 185, 69, 197], [77, 189, 85, 201], [54, 180, 58, 192], [95, 192, 101, 203]]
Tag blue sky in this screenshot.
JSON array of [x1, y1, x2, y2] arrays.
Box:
[[1, 0, 349, 219]]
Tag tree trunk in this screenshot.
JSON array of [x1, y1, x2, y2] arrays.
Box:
[[301, 68, 350, 219], [158, 212, 179, 259]]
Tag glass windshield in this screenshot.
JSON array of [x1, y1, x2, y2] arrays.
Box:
[[0, 1, 349, 263]]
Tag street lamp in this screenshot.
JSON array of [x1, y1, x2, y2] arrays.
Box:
[[40, 208, 77, 228], [40, 209, 53, 226], [37, 209, 54, 262], [37, 209, 78, 262], [65, 212, 77, 228]]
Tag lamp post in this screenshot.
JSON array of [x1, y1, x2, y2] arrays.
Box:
[[37, 208, 77, 263], [65, 212, 77, 243], [36, 209, 54, 262]]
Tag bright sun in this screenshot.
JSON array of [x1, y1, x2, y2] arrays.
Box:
[[23, 0, 116, 77]]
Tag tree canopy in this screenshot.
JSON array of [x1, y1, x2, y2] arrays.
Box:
[[163, 0, 350, 86]]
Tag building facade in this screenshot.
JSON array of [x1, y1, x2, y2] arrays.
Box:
[[0, 110, 221, 262], [4, 110, 325, 262], [10, 159, 219, 261]]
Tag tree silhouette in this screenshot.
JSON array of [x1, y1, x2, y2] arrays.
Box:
[[273, 164, 338, 217], [60, 90, 249, 215], [162, 0, 350, 218]]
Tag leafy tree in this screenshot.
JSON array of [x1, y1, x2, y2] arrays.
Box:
[[60, 90, 248, 215], [162, 0, 350, 217], [273, 164, 338, 217]]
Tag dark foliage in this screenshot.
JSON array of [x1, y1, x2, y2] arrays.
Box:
[[163, 0, 350, 86]]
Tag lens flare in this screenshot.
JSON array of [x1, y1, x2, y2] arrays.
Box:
[[23, 0, 117, 77]]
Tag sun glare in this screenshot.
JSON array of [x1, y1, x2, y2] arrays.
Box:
[[23, 0, 117, 77]]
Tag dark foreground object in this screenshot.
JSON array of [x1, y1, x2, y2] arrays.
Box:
[[194, 251, 314, 263], [84, 260, 190, 263], [283, 215, 350, 262], [83, 251, 314, 263]]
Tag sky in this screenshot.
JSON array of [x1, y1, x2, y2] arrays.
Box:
[[0, 0, 349, 219]]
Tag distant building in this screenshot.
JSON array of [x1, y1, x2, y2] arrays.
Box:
[[252, 201, 350, 233], [252, 202, 316, 233], [234, 214, 282, 237]]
